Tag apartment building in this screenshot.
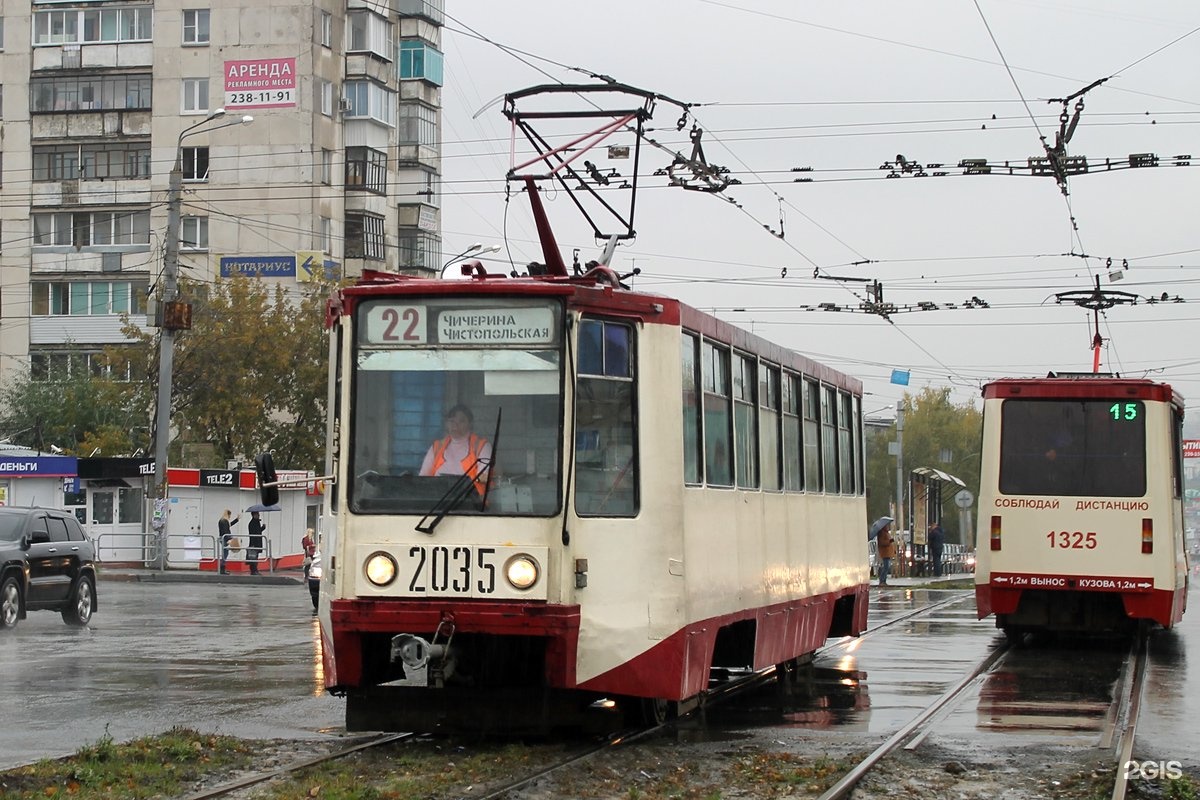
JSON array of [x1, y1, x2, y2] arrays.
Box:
[[0, 0, 444, 385]]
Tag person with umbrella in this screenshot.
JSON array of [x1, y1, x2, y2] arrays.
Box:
[[871, 517, 897, 586], [245, 511, 266, 575]]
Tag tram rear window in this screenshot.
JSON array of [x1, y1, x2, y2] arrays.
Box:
[[998, 399, 1146, 497]]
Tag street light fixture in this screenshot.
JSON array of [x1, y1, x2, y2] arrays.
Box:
[[440, 243, 501, 277], [150, 107, 253, 566]]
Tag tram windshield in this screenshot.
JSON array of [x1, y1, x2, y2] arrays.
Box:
[[349, 296, 564, 516], [998, 398, 1146, 497]]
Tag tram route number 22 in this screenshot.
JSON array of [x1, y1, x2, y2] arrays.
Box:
[[1046, 530, 1097, 549], [366, 304, 426, 344], [407, 545, 497, 594]]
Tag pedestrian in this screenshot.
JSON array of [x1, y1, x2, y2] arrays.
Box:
[[928, 521, 945, 577], [876, 523, 896, 586], [419, 404, 493, 496], [246, 511, 266, 576], [301, 527, 316, 579], [217, 509, 239, 574]]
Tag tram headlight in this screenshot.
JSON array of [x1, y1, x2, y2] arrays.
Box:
[[505, 554, 540, 590], [365, 552, 398, 587]]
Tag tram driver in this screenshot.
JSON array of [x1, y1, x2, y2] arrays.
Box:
[[419, 404, 494, 496]]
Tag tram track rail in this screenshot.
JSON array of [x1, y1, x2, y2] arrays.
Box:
[[179, 590, 977, 800], [1109, 629, 1150, 800], [178, 733, 413, 800], [815, 638, 1013, 800]]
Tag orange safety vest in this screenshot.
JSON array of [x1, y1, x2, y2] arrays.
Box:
[[429, 434, 489, 496]]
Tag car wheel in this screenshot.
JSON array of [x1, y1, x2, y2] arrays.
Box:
[[1, 575, 21, 630], [61, 575, 95, 627]]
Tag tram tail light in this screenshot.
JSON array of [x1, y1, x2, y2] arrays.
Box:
[[990, 515, 1002, 551], [1141, 518, 1153, 554]]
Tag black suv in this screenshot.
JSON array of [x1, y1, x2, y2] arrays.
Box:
[[0, 507, 98, 629]]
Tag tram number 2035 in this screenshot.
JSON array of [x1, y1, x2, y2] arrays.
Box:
[[407, 545, 498, 594], [1046, 531, 1098, 549]]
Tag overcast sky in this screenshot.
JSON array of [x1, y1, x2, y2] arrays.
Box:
[[437, 1, 1200, 421]]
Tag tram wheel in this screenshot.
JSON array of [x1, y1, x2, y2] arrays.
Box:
[[620, 696, 673, 727]]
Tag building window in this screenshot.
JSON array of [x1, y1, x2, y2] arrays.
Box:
[[320, 149, 332, 184], [33, 210, 151, 247], [317, 216, 332, 254], [182, 9, 209, 45], [399, 166, 440, 206], [397, 101, 439, 150], [397, 229, 438, 270], [398, 40, 443, 85], [32, 281, 144, 316], [34, 6, 152, 46], [182, 78, 208, 113], [31, 349, 137, 382], [318, 10, 332, 48], [345, 146, 387, 194], [181, 216, 208, 250], [181, 146, 209, 181], [345, 214, 384, 260], [342, 80, 395, 126], [346, 9, 392, 60], [31, 73, 152, 112], [0, 16, 5, 51], [317, 78, 333, 116], [33, 142, 150, 181]]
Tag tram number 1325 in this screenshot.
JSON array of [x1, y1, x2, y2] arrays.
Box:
[[1046, 531, 1097, 549], [407, 545, 497, 594]]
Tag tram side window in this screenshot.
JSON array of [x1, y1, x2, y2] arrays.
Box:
[[681, 333, 702, 485], [853, 394, 864, 495], [734, 353, 759, 489], [576, 319, 638, 517], [703, 341, 733, 487], [782, 373, 802, 491], [759, 365, 781, 491], [839, 391, 854, 494], [822, 386, 839, 492], [802, 378, 821, 492]]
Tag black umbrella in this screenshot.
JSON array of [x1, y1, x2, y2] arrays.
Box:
[[868, 516, 894, 540], [244, 503, 282, 513]]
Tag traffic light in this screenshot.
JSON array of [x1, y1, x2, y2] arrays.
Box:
[[255, 452, 279, 506]]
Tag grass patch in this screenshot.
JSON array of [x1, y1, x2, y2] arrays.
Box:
[[251, 738, 585, 800], [0, 727, 253, 799], [726, 750, 863, 797]]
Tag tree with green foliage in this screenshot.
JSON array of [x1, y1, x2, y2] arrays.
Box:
[[122, 276, 331, 471], [865, 386, 983, 546], [0, 370, 145, 456], [0, 276, 331, 472]]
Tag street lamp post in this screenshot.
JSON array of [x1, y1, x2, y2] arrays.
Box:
[[440, 243, 501, 277], [150, 108, 253, 568]]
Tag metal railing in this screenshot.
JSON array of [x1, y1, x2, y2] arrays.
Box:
[[94, 532, 273, 572]]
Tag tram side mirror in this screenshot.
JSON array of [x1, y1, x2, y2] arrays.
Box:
[[255, 452, 280, 506]]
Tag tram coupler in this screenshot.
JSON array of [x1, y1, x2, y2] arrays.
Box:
[[391, 618, 457, 687]]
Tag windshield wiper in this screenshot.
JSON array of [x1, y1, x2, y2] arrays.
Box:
[[415, 409, 501, 534]]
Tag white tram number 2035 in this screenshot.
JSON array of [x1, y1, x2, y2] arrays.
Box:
[[407, 545, 498, 594], [357, 544, 549, 600]]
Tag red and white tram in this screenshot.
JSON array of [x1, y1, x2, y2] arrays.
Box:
[[288, 234, 870, 732], [974, 375, 1189, 636]]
